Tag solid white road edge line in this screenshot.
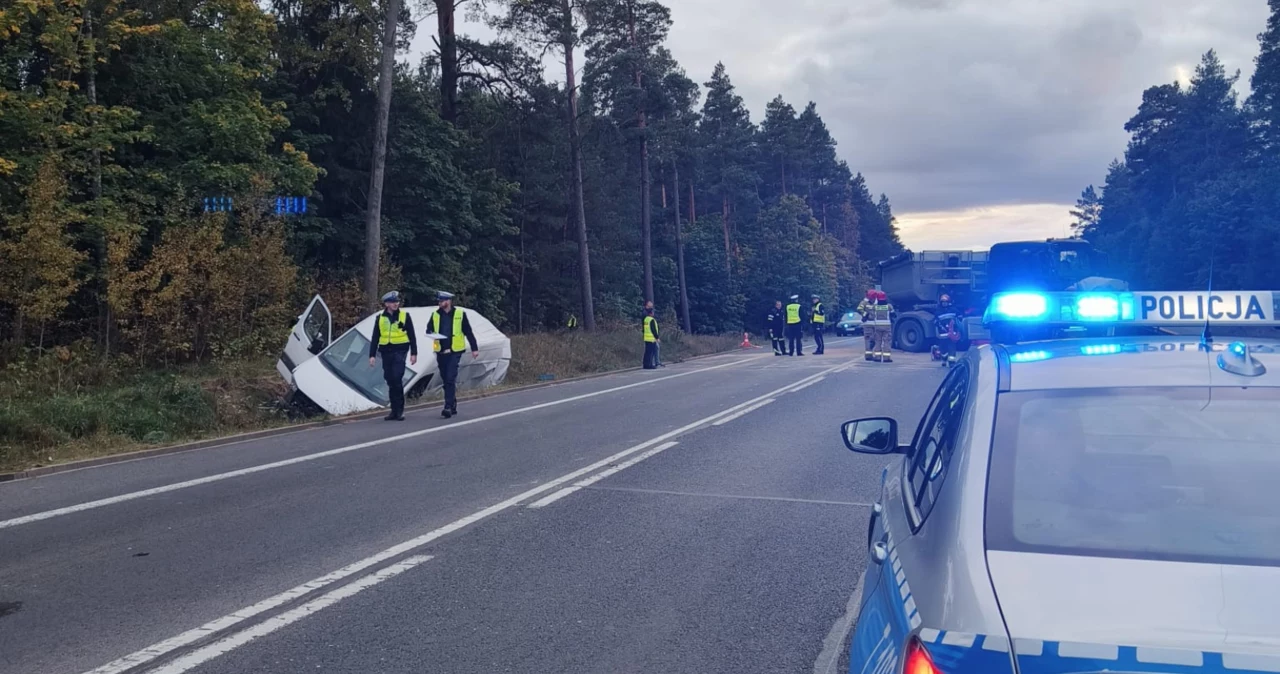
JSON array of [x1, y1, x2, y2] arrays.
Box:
[[710, 398, 776, 426], [148, 555, 433, 674], [78, 362, 845, 674], [526, 440, 680, 509], [813, 571, 865, 674], [1, 355, 764, 531]]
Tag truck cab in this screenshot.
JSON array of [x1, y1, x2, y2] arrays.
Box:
[[879, 239, 1117, 353]]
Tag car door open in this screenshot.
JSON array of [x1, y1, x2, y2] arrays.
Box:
[[277, 294, 332, 384]]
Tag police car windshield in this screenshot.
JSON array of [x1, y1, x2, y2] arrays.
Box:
[[987, 387, 1280, 567], [318, 328, 413, 405]]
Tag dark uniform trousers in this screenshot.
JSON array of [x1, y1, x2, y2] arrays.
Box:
[[380, 345, 410, 416], [813, 323, 825, 354], [643, 342, 659, 369], [786, 324, 803, 356], [436, 351, 463, 411]]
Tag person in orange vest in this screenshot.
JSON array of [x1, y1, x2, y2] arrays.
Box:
[[430, 291, 479, 418]]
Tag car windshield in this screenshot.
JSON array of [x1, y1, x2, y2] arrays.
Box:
[[318, 327, 415, 406], [987, 387, 1280, 567], [842, 312, 858, 321]]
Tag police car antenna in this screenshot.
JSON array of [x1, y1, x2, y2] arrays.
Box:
[[1199, 258, 1215, 352]]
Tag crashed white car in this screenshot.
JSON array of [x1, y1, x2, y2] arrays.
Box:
[[277, 296, 512, 416]]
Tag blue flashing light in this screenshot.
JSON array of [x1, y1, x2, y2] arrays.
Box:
[[1229, 341, 1247, 356], [1075, 295, 1120, 321], [1009, 350, 1051, 363], [991, 293, 1049, 320], [1081, 344, 1122, 356]]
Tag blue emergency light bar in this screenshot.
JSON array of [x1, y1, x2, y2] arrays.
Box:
[[984, 290, 1280, 327]]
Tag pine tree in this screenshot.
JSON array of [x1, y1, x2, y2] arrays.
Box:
[[697, 63, 758, 275], [758, 96, 800, 198], [581, 0, 672, 304], [1249, 0, 1280, 150], [491, 0, 598, 329], [1070, 185, 1102, 234]]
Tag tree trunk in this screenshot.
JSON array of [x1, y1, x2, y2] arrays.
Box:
[[673, 159, 692, 333], [722, 194, 731, 276], [780, 158, 786, 195], [364, 0, 400, 309], [630, 5, 653, 304], [562, 1, 596, 331], [83, 3, 109, 354], [640, 132, 653, 303], [436, 0, 458, 123], [689, 180, 695, 224]]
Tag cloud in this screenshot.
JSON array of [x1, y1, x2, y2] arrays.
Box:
[[430, 0, 1269, 226], [895, 203, 1075, 251]]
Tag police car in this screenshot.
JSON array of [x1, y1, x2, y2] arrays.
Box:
[[839, 289, 1280, 674]]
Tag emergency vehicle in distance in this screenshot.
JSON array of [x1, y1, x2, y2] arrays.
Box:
[[838, 288, 1280, 674], [877, 238, 1124, 353], [276, 295, 512, 416]]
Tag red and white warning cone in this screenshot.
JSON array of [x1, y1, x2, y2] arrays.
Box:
[[740, 332, 757, 348]]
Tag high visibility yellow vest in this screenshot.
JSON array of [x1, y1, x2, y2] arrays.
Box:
[[378, 312, 410, 346], [431, 309, 466, 352], [812, 303, 825, 324], [786, 303, 801, 324], [643, 316, 657, 343]]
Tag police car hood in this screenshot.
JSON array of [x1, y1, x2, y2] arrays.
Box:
[[987, 551, 1280, 667]]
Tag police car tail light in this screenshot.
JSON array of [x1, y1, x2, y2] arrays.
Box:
[[903, 637, 943, 674], [989, 293, 1048, 320]]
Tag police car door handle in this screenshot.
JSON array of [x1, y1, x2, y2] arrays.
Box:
[[867, 502, 884, 562], [871, 541, 889, 564]]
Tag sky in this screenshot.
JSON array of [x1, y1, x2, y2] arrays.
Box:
[[412, 0, 1271, 251]]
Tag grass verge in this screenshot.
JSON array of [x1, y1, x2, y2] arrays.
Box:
[[0, 328, 741, 474]]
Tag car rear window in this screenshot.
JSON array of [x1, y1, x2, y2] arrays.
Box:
[[986, 387, 1280, 567]]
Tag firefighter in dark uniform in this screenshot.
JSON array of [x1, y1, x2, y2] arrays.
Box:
[[785, 294, 804, 356], [368, 290, 417, 421], [767, 300, 786, 356], [642, 305, 660, 369], [810, 294, 826, 355], [430, 291, 479, 419]]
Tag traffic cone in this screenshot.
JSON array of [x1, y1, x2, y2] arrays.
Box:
[[740, 332, 756, 348]]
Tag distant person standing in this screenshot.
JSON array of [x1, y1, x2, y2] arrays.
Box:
[[766, 300, 786, 356], [642, 304, 660, 369], [785, 294, 804, 356], [430, 291, 479, 419], [857, 289, 877, 361], [868, 290, 895, 363], [368, 290, 417, 421], [810, 294, 826, 355], [645, 300, 664, 367]]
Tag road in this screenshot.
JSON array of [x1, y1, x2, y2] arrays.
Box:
[[0, 338, 944, 674]]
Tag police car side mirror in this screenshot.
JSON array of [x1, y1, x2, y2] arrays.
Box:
[[841, 418, 900, 455]]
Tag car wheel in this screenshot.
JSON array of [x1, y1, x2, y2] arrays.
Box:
[[895, 319, 927, 353]]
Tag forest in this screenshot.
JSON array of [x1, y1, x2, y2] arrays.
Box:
[[1074, 1, 1280, 293], [0, 0, 905, 366]]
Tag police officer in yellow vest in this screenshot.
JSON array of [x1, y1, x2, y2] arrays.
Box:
[[642, 305, 660, 369], [431, 291, 479, 419], [367, 291, 418, 421], [785, 294, 804, 356], [810, 294, 826, 355]]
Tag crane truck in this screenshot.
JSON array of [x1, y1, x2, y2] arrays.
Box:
[[877, 238, 1124, 352]]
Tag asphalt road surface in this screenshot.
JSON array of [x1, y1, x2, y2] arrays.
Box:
[[0, 338, 945, 674]]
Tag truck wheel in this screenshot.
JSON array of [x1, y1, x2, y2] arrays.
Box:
[[895, 319, 927, 353]]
